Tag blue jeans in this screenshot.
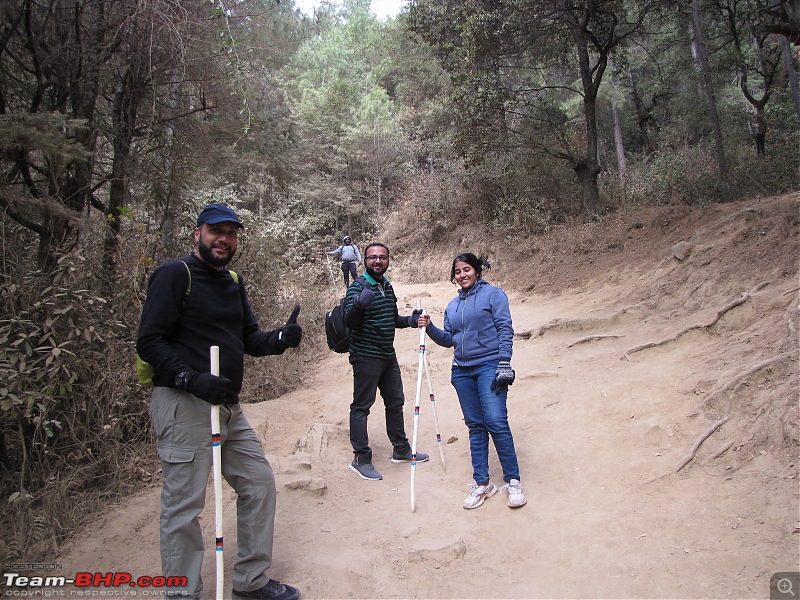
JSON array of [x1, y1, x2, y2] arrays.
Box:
[[451, 362, 520, 485]]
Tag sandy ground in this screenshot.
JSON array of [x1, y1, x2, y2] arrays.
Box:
[[53, 194, 799, 599]]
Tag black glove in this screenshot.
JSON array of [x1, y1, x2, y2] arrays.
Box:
[[185, 371, 230, 405], [408, 308, 423, 327], [490, 361, 515, 392], [353, 287, 375, 309], [280, 305, 302, 348]]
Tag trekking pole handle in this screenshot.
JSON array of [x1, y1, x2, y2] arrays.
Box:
[[211, 346, 220, 377]]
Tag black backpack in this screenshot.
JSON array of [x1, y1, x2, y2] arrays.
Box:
[[325, 276, 366, 353]]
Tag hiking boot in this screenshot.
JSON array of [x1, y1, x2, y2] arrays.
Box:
[[502, 479, 527, 508], [349, 459, 382, 480], [232, 579, 300, 600], [463, 481, 498, 509], [390, 451, 430, 463]]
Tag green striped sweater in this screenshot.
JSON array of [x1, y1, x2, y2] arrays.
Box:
[[344, 273, 410, 358]]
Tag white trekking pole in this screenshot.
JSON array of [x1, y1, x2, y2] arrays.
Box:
[[325, 255, 336, 287], [410, 301, 426, 512], [210, 346, 224, 600], [422, 350, 446, 470]]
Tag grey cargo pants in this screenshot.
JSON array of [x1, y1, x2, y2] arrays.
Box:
[[150, 387, 276, 598]]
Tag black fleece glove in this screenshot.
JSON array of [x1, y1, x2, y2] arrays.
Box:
[[280, 305, 302, 348], [490, 361, 515, 392], [185, 371, 230, 405], [353, 288, 374, 309], [408, 308, 423, 327]]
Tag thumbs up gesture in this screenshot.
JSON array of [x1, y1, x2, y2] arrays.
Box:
[[280, 305, 302, 348]]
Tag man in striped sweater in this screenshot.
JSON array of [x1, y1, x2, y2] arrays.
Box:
[[343, 242, 429, 480]]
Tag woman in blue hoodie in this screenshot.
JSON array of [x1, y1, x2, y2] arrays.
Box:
[[417, 253, 526, 510]]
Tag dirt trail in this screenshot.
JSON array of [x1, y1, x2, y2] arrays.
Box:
[[55, 195, 799, 599]]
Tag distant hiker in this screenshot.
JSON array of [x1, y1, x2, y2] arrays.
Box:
[[137, 203, 302, 600], [416, 253, 526, 510], [327, 235, 362, 287], [344, 241, 428, 480]]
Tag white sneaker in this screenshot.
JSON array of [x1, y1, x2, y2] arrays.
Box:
[[503, 479, 527, 508], [463, 481, 498, 509]]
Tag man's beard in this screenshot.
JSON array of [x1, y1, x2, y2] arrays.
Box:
[[365, 263, 386, 279], [197, 236, 236, 267]]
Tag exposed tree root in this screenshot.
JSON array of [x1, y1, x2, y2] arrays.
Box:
[[696, 352, 794, 411], [622, 291, 750, 359], [519, 316, 606, 340], [676, 416, 730, 472], [566, 334, 624, 348], [711, 441, 734, 459], [678, 347, 797, 473], [749, 280, 771, 294], [521, 302, 649, 340], [783, 285, 800, 296]]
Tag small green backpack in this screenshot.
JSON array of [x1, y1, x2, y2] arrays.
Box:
[[136, 261, 238, 386]]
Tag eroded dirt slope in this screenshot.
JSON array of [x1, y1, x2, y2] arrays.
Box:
[[54, 193, 799, 599]]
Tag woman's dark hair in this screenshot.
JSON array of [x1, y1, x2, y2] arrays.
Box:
[[450, 253, 491, 284]]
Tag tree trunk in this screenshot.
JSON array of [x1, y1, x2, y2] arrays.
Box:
[[102, 67, 145, 294], [574, 159, 602, 220], [33, 0, 104, 272], [749, 105, 768, 156], [376, 176, 382, 216], [612, 103, 627, 184], [782, 35, 800, 123], [574, 26, 603, 219], [690, 0, 731, 201], [629, 70, 657, 154], [36, 209, 57, 272], [154, 68, 183, 259]]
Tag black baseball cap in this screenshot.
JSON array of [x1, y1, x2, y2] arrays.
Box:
[[196, 204, 244, 228]]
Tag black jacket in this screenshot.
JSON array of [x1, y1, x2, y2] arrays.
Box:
[[136, 254, 285, 402]]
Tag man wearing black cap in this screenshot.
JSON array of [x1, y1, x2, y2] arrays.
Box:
[[326, 235, 362, 287], [137, 203, 302, 600]]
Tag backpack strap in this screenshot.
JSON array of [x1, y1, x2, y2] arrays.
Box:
[[178, 260, 239, 298], [180, 260, 192, 296]]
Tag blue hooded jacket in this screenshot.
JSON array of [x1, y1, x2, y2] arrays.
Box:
[[425, 278, 513, 367]]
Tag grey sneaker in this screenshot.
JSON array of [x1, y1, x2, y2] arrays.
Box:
[[463, 481, 498, 509], [232, 579, 300, 600], [349, 459, 382, 480], [391, 451, 430, 463], [502, 479, 527, 508]]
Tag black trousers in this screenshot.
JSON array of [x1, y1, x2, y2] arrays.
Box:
[[349, 354, 411, 463], [341, 261, 357, 287]]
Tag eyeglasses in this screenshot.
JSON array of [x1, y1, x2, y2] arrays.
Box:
[[366, 255, 389, 261]]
